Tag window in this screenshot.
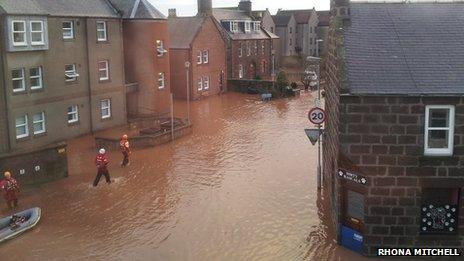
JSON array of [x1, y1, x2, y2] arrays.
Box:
[[290, 27, 293, 34], [261, 60, 267, 74], [271, 27, 274, 33], [254, 41, 258, 55], [203, 76, 210, 90], [65, 64, 78, 82], [239, 64, 243, 79], [15, 115, 28, 139], [67, 105, 79, 123], [421, 188, 460, 235], [202, 50, 209, 64], [245, 22, 251, 33], [197, 51, 203, 64], [262, 41, 265, 55], [158, 72, 165, 89], [239, 42, 243, 57], [253, 21, 261, 31], [30, 21, 44, 45], [424, 105, 455, 156], [12, 21, 26, 46], [247, 41, 251, 56], [156, 40, 166, 57], [96, 21, 107, 42], [33, 112, 46, 135], [12, 68, 25, 92], [62, 21, 74, 39], [290, 38, 293, 46], [100, 99, 111, 119], [30, 67, 43, 90], [230, 21, 238, 32], [98, 60, 109, 81], [197, 78, 203, 91]]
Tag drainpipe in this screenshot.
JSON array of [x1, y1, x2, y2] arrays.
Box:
[[0, 16, 11, 151], [84, 18, 94, 134]]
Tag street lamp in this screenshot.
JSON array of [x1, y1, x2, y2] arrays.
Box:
[[185, 61, 191, 125]]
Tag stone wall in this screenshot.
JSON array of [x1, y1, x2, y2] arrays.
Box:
[[339, 96, 464, 255]]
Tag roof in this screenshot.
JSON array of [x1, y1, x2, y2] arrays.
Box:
[[317, 10, 330, 27], [344, 3, 464, 95], [213, 8, 252, 21], [272, 14, 293, 27], [0, 0, 120, 17], [168, 17, 205, 49], [277, 9, 314, 24], [109, 0, 165, 19]]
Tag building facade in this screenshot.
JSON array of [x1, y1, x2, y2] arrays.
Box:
[[252, 9, 275, 34], [168, 15, 227, 100], [110, 0, 171, 118], [324, 0, 464, 256], [316, 10, 330, 57], [272, 14, 297, 57]]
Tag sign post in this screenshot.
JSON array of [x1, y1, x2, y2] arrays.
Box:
[[307, 106, 326, 190]]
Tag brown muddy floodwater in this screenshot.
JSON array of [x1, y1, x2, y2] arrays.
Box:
[[0, 92, 370, 261]]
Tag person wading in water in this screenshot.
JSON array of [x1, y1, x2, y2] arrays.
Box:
[[93, 149, 111, 187], [120, 134, 131, 167], [1, 171, 20, 210]]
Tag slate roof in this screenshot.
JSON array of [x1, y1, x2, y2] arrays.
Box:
[[168, 17, 205, 49], [317, 10, 330, 27], [213, 8, 252, 21], [272, 14, 293, 27], [277, 9, 314, 24], [109, 0, 165, 19], [345, 3, 464, 95], [0, 0, 120, 17]]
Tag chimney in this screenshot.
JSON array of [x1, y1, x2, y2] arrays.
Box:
[[197, 0, 213, 16], [238, 0, 252, 16], [168, 8, 177, 18]]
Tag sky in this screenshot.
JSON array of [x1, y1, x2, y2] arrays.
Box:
[[148, 0, 331, 17]]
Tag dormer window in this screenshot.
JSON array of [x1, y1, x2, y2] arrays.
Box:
[[30, 21, 44, 45], [230, 21, 238, 33], [253, 21, 261, 31], [245, 22, 251, 33], [12, 21, 27, 46]]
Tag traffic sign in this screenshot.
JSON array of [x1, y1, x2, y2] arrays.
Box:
[[308, 107, 326, 125], [305, 129, 324, 145]]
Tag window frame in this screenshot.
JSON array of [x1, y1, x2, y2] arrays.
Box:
[[30, 20, 45, 45], [158, 72, 165, 89], [261, 40, 265, 55], [100, 99, 111, 119], [65, 64, 78, 82], [253, 21, 261, 31], [32, 111, 46, 135], [202, 50, 209, 64], [98, 60, 110, 81], [197, 77, 203, 91], [203, 76, 210, 90], [96, 21, 107, 42], [156, 40, 165, 57], [12, 68, 26, 93], [15, 115, 29, 139], [67, 105, 79, 124], [62, 21, 74, 39], [244, 21, 251, 33], [30, 66, 43, 90], [238, 64, 243, 79], [239, 42, 243, 57], [230, 21, 238, 33], [197, 51, 203, 64], [424, 105, 455, 156], [12, 20, 27, 46]]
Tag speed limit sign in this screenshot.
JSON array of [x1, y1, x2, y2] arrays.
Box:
[[308, 107, 326, 125]]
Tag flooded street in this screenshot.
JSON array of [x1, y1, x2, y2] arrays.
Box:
[[0, 92, 367, 261]]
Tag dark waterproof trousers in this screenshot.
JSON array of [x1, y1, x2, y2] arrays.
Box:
[[93, 169, 111, 187], [121, 151, 130, 167]]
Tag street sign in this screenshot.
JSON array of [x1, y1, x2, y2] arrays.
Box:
[[308, 107, 326, 125], [338, 169, 368, 185], [305, 129, 324, 145]]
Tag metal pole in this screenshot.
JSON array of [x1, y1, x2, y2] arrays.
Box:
[[317, 70, 322, 190], [186, 67, 190, 125], [171, 93, 174, 141]]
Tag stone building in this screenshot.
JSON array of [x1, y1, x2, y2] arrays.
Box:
[[271, 14, 297, 57], [324, 0, 464, 255], [277, 8, 319, 57], [251, 9, 275, 34], [109, 0, 171, 118], [0, 0, 126, 184], [316, 10, 330, 57], [168, 13, 227, 100]]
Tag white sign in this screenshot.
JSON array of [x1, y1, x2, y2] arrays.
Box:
[[308, 107, 326, 125]]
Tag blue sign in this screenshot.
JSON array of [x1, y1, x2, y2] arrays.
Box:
[[341, 225, 364, 254]]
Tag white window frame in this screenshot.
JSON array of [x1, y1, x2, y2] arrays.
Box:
[[158, 72, 165, 89], [230, 21, 238, 33], [96, 21, 107, 42], [12, 68, 26, 92], [247, 41, 251, 56], [202, 50, 209, 64], [33, 112, 46, 135], [156, 40, 166, 57], [100, 99, 111, 119], [15, 115, 29, 139], [62, 21, 74, 39], [424, 105, 455, 156], [12, 20, 27, 46], [30, 20, 44, 45], [245, 22, 251, 33], [253, 21, 261, 31], [30, 66, 43, 90], [239, 42, 243, 57], [254, 41, 258, 55], [261, 41, 265, 55], [197, 77, 203, 91], [65, 64, 79, 82], [67, 105, 79, 123], [197, 51, 203, 64], [239, 64, 243, 79], [98, 60, 109, 81], [203, 76, 210, 90]]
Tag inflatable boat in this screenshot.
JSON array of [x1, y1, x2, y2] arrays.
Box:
[[0, 207, 41, 243]]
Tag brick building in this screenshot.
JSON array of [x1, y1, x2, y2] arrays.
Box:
[[251, 9, 275, 34], [324, 0, 464, 255], [199, 0, 279, 81], [109, 0, 171, 118], [168, 13, 227, 100], [0, 0, 126, 184]]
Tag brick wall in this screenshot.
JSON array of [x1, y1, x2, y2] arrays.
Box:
[[339, 96, 464, 255], [231, 39, 273, 81]]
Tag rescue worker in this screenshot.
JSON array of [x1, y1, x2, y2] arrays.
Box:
[[1, 171, 20, 210], [93, 148, 111, 187], [120, 134, 131, 167]]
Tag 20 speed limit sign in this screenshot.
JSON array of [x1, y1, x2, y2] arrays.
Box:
[[308, 107, 326, 125]]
